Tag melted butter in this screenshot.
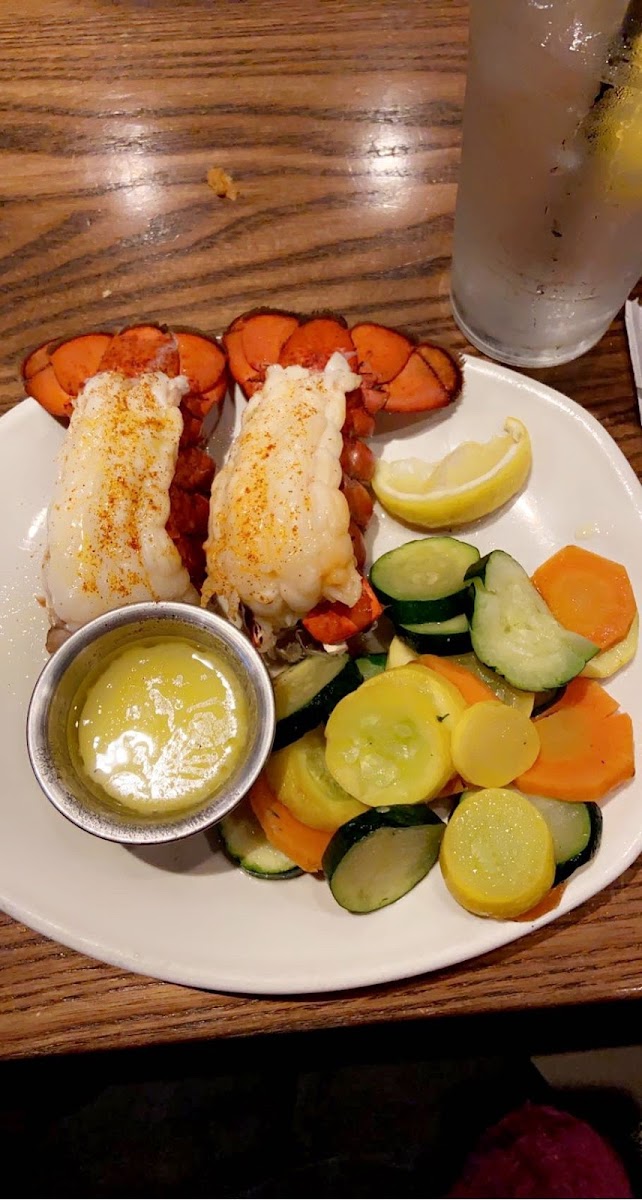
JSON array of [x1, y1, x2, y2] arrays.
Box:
[[76, 638, 248, 815]]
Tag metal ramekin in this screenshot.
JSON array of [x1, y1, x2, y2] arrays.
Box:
[[26, 602, 275, 844]]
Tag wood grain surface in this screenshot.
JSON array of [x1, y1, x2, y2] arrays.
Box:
[[1, 0, 642, 1060]]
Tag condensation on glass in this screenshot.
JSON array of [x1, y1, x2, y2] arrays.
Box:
[[451, 0, 642, 367]]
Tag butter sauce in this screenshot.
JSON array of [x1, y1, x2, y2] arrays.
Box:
[[76, 638, 248, 815]]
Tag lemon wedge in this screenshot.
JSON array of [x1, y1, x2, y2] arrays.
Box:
[[372, 417, 532, 527]]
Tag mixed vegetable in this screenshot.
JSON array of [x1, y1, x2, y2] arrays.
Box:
[[219, 535, 636, 920]]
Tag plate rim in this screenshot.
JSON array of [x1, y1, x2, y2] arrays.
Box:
[[2, 355, 642, 995]]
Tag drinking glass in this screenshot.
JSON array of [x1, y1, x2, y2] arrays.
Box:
[[451, 0, 642, 367]]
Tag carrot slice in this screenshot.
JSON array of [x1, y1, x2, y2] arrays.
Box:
[[417, 655, 496, 706], [437, 774, 466, 798], [516, 677, 634, 801], [223, 325, 262, 397], [240, 312, 300, 372], [534, 675, 618, 722], [279, 317, 356, 371], [350, 322, 413, 384], [25, 364, 73, 419], [99, 324, 180, 377], [22, 340, 53, 381], [302, 578, 384, 644], [50, 333, 113, 396], [532, 545, 637, 651], [514, 882, 567, 922], [249, 773, 331, 873], [383, 349, 451, 413], [417, 344, 463, 399]]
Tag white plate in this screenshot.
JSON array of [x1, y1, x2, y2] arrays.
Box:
[[1, 357, 642, 994]]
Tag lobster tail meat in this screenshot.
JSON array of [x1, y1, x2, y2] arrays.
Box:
[[202, 352, 363, 652], [22, 321, 229, 620], [221, 306, 462, 647], [44, 370, 197, 637]]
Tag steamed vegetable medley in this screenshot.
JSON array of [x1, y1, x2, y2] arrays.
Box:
[[220, 536, 637, 919]]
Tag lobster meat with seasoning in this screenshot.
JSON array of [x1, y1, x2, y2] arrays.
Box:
[[205, 310, 462, 649], [22, 310, 462, 653], [22, 324, 226, 647]]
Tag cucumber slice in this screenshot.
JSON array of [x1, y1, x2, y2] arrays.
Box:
[[273, 653, 361, 750], [219, 801, 303, 879], [386, 636, 418, 669], [399, 613, 472, 655], [323, 804, 444, 913], [355, 653, 387, 682], [467, 550, 598, 691], [525, 794, 602, 885], [370, 537, 479, 623]]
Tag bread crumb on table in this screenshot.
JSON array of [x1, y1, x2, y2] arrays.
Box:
[[206, 167, 239, 200]]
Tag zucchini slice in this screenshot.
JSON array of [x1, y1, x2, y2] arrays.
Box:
[[525, 794, 602, 885], [273, 653, 361, 750], [399, 613, 472, 656], [325, 669, 453, 806], [219, 801, 303, 880], [362, 662, 467, 734], [453, 652, 535, 715], [440, 787, 555, 918], [323, 804, 444, 913], [582, 613, 639, 679], [266, 727, 366, 832], [355, 653, 387, 682], [370, 537, 479, 623], [531, 686, 566, 717], [466, 550, 598, 690]]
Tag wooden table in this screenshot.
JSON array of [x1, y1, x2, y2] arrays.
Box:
[[2, 0, 641, 1061]]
